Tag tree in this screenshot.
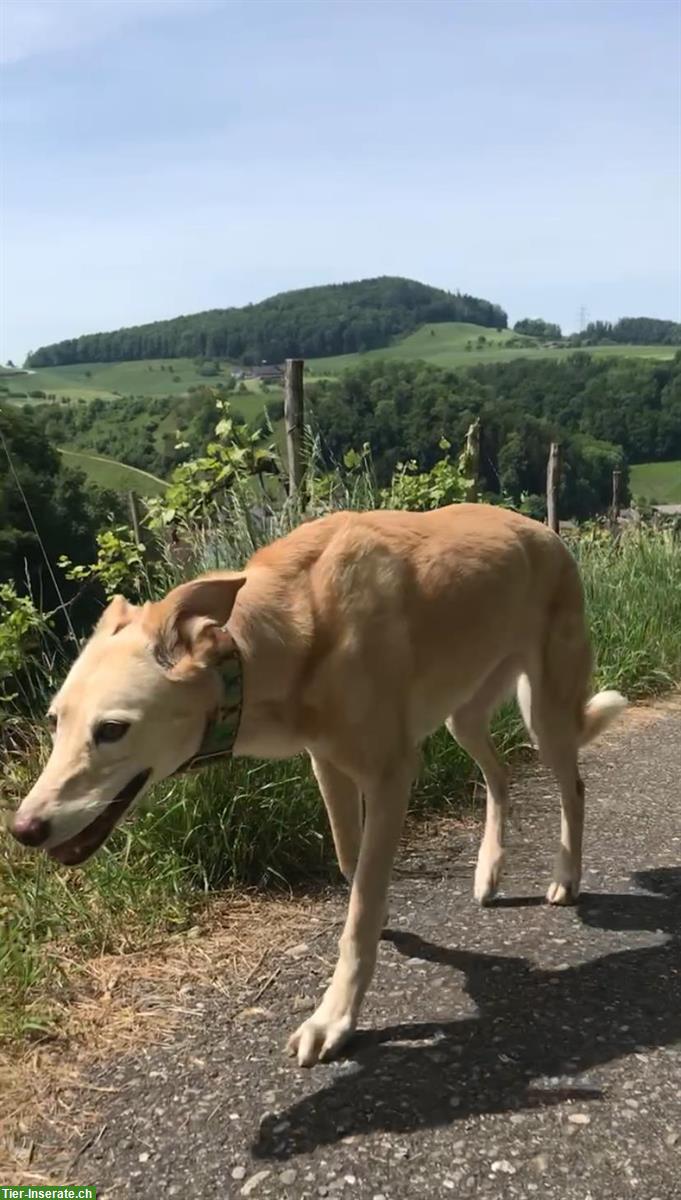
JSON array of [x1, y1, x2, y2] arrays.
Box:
[[576, 317, 681, 346], [513, 318, 562, 340], [0, 407, 122, 632], [310, 354, 676, 517]]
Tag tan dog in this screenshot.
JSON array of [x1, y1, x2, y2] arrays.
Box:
[[12, 504, 626, 1066]]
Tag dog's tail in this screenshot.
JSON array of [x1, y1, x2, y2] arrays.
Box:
[[517, 673, 627, 752], [516, 549, 627, 749], [579, 689, 628, 746]]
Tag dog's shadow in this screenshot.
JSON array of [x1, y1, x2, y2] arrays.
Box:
[[254, 868, 681, 1159]]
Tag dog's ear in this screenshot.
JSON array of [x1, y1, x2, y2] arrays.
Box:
[[96, 594, 138, 636], [144, 574, 246, 672], [163, 575, 247, 627]]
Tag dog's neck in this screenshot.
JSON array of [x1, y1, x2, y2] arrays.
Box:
[[227, 566, 314, 760]]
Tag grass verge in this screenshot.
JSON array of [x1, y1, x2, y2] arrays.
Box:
[[0, 890, 331, 1181]]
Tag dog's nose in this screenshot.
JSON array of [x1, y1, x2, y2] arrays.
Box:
[[11, 814, 51, 847]]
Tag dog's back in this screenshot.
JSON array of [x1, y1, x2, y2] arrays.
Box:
[[250, 503, 588, 750]]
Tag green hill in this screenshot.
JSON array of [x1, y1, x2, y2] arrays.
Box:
[[25, 277, 508, 368], [308, 322, 678, 374]]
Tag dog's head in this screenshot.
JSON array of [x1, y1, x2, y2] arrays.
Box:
[[10, 574, 245, 865]]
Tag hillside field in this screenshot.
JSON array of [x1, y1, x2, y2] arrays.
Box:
[[0, 360, 274, 421], [307, 322, 678, 374], [4, 326, 677, 403], [630, 460, 681, 504], [2, 325, 677, 500], [58, 448, 167, 496]]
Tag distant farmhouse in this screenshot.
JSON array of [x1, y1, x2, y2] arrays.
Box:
[[232, 363, 284, 383]]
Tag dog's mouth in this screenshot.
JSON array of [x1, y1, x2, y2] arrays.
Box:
[[47, 769, 152, 866]]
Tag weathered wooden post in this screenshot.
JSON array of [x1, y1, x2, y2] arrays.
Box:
[[128, 490, 142, 545], [284, 358, 305, 498], [459, 417, 480, 502], [546, 442, 561, 533], [611, 468, 622, 519]]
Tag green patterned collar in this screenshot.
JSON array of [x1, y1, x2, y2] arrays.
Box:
[[177, 644, 243, 774]]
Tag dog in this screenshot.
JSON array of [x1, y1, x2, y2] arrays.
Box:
[[11, 504, 626, 1066]]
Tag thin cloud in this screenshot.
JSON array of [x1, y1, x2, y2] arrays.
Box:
[[1, 0, 209, 66]]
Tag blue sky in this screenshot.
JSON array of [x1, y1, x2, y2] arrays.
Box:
[[1, 0, 679, 361]]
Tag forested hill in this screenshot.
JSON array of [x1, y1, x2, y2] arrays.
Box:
[[579, 317, 681, 345], [26, 277, 507, 368]]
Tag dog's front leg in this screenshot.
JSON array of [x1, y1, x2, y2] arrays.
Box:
[[309, 753, 363, 883], [287, 759, 413, 1067]]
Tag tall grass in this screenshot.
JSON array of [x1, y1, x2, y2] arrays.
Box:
[[574, 526, 681, 695], [1, 515, 679, 1041]]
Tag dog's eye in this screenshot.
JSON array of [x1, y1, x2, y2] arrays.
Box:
[[94, 720, 130, 744], [46, 712, 57, 734]]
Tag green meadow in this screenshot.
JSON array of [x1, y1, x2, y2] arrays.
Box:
[[58, 448, 167, 496], [307, 322, 677, 375], [630, 460, 681, 504]]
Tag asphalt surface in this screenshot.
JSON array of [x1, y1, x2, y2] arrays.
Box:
[[75, 706, 680, 1198]]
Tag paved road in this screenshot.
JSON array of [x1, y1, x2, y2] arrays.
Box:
[[78, 706, 680, 1198]]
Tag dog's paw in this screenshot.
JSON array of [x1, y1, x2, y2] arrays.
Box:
[[547, 851, 580, 905], [546, 880, 579, 905], [286, 1010, 355, 1068], [474, 848, 505, 905]]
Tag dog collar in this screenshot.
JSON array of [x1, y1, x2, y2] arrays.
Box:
[[176, 642, 243, 774]]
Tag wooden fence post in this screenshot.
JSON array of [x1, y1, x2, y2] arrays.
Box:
[[128, 490, 142, 545], [611, 469, 622, 518], [284, 358, 305, 498], [459, 417, 480, 502], [546, 442, 561, 533]]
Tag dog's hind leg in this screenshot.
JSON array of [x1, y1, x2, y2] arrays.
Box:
[[518, 656, 586, 905], [521, 574, 595, 905], [448, 707, 509, 904], [309, 754, 362, 884], [545, 747, 584, 906], [447, 658, 518, 904]]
